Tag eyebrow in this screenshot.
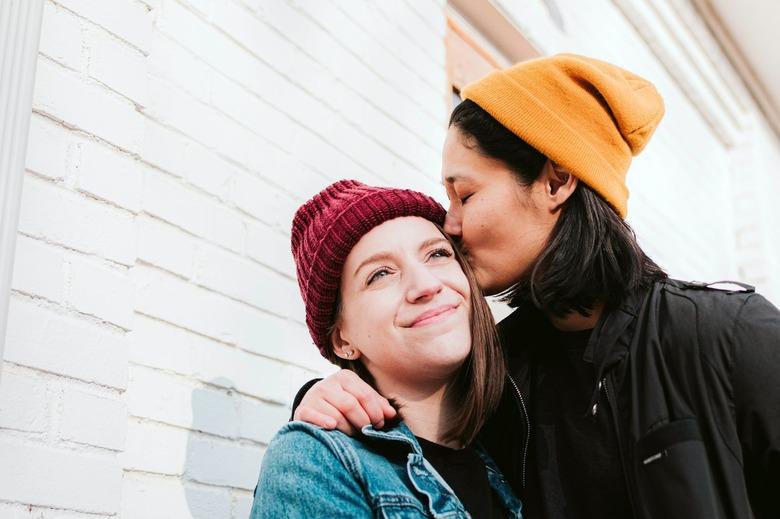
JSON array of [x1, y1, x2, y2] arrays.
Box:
[[353, 236, 451, 277]]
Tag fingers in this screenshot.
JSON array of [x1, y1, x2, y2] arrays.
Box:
[[381, 399, 398, 421], [294, 369, 395, 435], [322, 385, 373, 431], [294, 405, 338, 430], [318, 399, 358, 436], [338, 374, 395, 429]]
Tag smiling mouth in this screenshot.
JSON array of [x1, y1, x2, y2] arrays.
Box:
[[409, 304, 459, 328]]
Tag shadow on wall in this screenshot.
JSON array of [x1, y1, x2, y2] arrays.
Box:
[[185, 377, 264, 519]]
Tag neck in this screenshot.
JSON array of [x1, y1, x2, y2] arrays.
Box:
[[378, 379, 462, 449], [546, 302, 603, 331]]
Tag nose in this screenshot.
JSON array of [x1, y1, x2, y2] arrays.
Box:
[[443, 204, 462, 238], [405, 263, 444, 304]]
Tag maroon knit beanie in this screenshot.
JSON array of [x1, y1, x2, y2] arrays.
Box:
[[291, 179, 446, 357]]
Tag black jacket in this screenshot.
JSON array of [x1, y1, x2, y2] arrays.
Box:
[[480, 279, 780, 519]]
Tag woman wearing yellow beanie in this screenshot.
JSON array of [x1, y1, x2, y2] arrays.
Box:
[[293, 54, 780, 519]]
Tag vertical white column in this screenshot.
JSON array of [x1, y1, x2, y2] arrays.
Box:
[[0, 0, 44, 382]]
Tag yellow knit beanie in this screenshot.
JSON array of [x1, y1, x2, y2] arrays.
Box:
[[461, 53, 664, 218]]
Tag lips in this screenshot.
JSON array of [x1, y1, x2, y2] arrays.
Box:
[[407, 304, 459, 328]]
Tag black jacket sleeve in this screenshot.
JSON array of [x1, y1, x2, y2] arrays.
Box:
[[732, 294, 780, 519], [289, 378, 322, 421]]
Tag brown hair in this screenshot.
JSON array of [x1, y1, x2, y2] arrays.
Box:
[[325, 226, 506, 446]]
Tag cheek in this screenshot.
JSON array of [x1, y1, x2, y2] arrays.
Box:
[[340, 294, 397, 345]]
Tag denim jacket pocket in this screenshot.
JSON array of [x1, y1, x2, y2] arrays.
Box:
[[372, 493, 442, 518]]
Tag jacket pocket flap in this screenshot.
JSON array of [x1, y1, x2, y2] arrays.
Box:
[[637, 418, 701, 461]]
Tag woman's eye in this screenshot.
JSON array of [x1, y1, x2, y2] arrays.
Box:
[[367, 268, 391, 285], [460, 194, 473, 204], [429, 248, 453, 260]]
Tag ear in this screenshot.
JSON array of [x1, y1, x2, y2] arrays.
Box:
[[330, 324, 362, 361], [539, 160, 578, 212]]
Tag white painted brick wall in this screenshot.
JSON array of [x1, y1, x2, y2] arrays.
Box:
[[2, 0, 777, 517]]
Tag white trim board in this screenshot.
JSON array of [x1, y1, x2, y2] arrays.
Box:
[[0, 0, 45, 382]]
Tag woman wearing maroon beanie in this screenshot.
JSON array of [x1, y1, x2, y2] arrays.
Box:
[[250, 180, 522, 518]]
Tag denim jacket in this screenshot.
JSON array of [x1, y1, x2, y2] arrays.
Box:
[[251, 420, 523, 518]]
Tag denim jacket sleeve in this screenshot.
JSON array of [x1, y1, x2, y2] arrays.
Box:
[[250, 422, 372, 519]]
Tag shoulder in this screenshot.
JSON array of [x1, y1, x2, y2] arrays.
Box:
[[644, 279, 779, 354], [264, 421, 364, 473], [652, 279, 760, 331]]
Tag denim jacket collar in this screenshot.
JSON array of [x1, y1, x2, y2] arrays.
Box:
[[361, 422, 523, 519]]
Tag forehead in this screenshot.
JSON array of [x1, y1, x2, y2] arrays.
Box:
[[346, 217, 442, 259], [441, 127, 493, 184]]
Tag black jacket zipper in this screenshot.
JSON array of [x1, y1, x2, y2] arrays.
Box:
[[507, 373, 530, 489], [600, 375, 639, 518]]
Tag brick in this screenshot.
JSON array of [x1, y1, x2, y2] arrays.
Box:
[[4, 296, 128, 389], [33, 57, 144, 153], [371, 0, 445, 65], [152, 2, 367, 180], [189, 385, 240, 438], [140, 118, 190, 178], [125, 366, 192, 429], [74, 140, 143, 213], [255, 0, 444, 139], [136, 214, 196, 278], [141, 118, 236, 200], [122, 474, 230, 519], [128, 315, 196, 375], [245, 221, 295, 276], [126, 366, 238, 438], [145, 76, 247, 167], [206, 203, 245, 254], [134, 263, 298, 352], [234, 307, 333, 374], [296, 0, 445, 132], [0, 504, 113, 519], [230, 171, 286, 227], [38, 1, 86, 72], [232, 491, 254, 519], [11, 235, 66, 303], [68, 254, 134, 329], [185, 484, 234, 519], [192, 242, 297, 315], [0, 437, 121, 513], [60, 387, 127, 450], [0, 370, 49, 433], [142, 167, 212, 238], [18, 175, 136, 265], [231, 350, 302, 405], [86, 24, 149, 105], [24, 114, 71, 181], [25, 115, 143, 211], [186, 435, 263, 490], [119, 419, 188, 475], [55, 0, 153, 52], [238, 398, 288, 444]]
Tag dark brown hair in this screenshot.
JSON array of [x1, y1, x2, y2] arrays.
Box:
[[450, 99, 667, 316], [325, 226, 506, 446]]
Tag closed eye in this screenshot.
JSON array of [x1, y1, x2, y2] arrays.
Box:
[[460, 194, 473, 204]]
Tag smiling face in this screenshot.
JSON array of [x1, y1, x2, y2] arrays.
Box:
[[332, 217, 472, 393], [441, 126, 558, 295]]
